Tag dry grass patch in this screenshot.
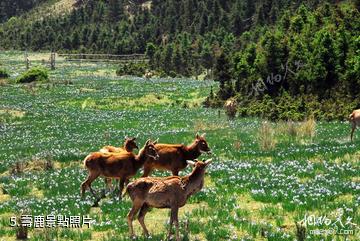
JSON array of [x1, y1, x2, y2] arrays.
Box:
[[298, 177, 312, 184], [335, 152, 360, 165], [0, 109, 26, 119], [0, 78, 9, 85], [0, 192, 11, 202], [204, 176, 215, 188], [334, 194, 353, 204], [276, 117, 316, 142], [258, 121, 277, 151], [351, 176, 360, 182], [308, 156, 323, 164], [91, 230, 110, 240], [29, 186, 44, 199], [79, 88, 97, 93], [5, 159, 59, 176]]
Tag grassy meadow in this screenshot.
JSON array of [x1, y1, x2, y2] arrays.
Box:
[[0, 51, 359, 240]]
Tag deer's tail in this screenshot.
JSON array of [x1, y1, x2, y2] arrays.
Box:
[[349, 112, 355, 121], [122, 186, 129, 198], [122, 182, 135, 199], [83, 154, 93, 168]]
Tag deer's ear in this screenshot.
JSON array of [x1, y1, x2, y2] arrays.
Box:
[[186, 160, 196, 166], [201, 133, 206, 138], [153, 138, 159, 145], [125, 135, 128, 140], [204, 159, 212, 165], [145, 139, 151, 145], [132, 137, 136, 141], [195, 133, 200, 139]]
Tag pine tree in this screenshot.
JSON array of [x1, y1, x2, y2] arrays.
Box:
[[145, 42, 156, 67], [108, 0, 122, 22], [201, 43, 214, 70], [72, 31, 80, 48], [162, 44, 174, 73], [172, 46, 183, 74], [214, 52, 231, 94]]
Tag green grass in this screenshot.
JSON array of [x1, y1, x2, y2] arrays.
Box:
[[0, 51, 359, 240]]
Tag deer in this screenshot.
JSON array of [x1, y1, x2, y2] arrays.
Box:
[[349, 109, 360, 141], [80, 140, 159, 199], [126, 159, 212, 241], [142, 133, 211, 177], [224, 98, 237, 119], [99, 137, 138, 153], [100, 137, 139, 192]]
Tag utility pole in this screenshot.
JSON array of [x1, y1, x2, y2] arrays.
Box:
[[50, 52, 56, 70]]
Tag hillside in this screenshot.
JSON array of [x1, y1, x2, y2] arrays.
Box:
[[0, 0, 359, 120]]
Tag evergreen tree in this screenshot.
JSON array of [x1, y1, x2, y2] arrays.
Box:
[[108, 0, 122, 22], [172, 46, 184, 74], [214, 52, 232, 100], [72, 31, 80, 48], [145, 42, 156, 67], [163, 44, 174, 73]]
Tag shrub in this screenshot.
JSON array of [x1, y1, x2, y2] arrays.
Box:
[[276, 117, 316, 142], [0, 68, 10, 78], [258, 121, 277, 150], [16, 67, 49, 83], [298, 116, 316, 139], [116, 63, 147, 76]]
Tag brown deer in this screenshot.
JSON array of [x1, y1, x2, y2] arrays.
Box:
[[100, 137, 138, 153], [142, 133, 211, 177], [126, 159, 212, 240], [224, 98, 237, 119], [100, 137, 139, 192], [81, 140, 159, 198], [349, 109, 360, 141]]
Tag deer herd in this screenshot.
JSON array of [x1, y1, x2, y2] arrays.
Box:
[[81, 133, 211, 240], [79, 110, 360, 240]]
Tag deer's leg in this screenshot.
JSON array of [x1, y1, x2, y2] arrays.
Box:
[[351, 124, 356, 142], [137, 203, 150, 236], [104, 177, 112, 193], [127, 202, 142, 238], [118, 178, 125, 198], [110, 178, 120, 194], [167, 207, 175, 240], [142, 164, 152, 177], [172, 207, 180, 241], [80, 172, 100, 198]]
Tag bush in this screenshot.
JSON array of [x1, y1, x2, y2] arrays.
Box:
[[276, 117, 316, 143], [0, 68, 10, 78], [116, 63, 147, 77], [258, 121, 277, 150], [16, 67, 49, 83]]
